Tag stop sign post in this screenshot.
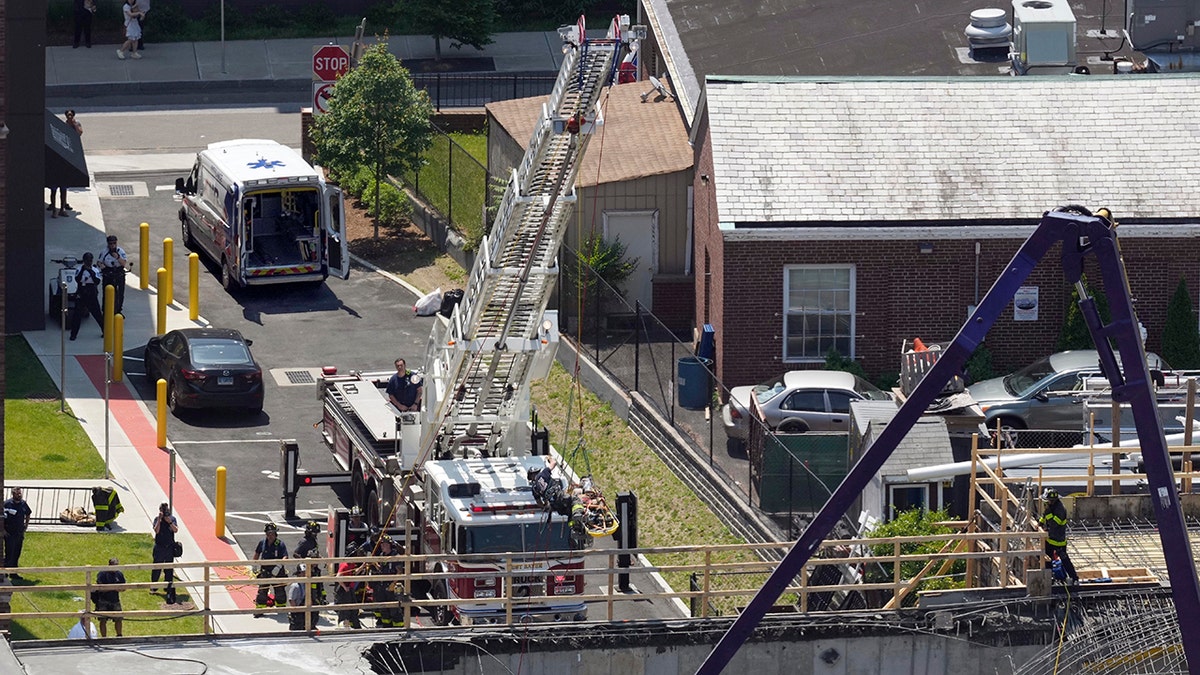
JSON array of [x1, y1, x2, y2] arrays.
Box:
[[312, 44, 350, 82]]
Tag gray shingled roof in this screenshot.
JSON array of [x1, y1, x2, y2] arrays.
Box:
[[706, 75, 1200, 224], [851, 401, 954, 478]]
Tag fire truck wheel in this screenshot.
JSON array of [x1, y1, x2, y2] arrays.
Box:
[[430, 582, 454, 626], [351, 467, 365, 510], [367, 489, 380, 527]]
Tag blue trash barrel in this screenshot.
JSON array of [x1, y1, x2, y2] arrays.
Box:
[[677, 356, 713, 410]]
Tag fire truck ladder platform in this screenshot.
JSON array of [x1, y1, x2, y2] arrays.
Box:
[[423, 24, 625, 458]]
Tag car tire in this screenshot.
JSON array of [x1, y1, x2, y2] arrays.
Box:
[[992, 416, 1027, 448], [778, 420, 809, 434], [167, 379, 182, 416], [181, 217, 197, 250], [143, 349, 155, 382]]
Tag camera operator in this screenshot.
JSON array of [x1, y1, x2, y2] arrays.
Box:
[[151, 502, 179, 603], [97, 235, 129, 315]]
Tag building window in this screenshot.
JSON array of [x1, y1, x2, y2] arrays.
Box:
[[784, 265, 854, 361]]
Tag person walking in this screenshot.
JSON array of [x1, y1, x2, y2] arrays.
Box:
[[253, 523, 288, 615], [69, 253, 104, 341], [3, 487, 33, 579], [67, 612, 98, 639], [1039, 488, 1079, 584], [97, 235, 129, 315], [117, 0, 144, 60], [72, 0, 95, 48], [93, 558, 125, 637], [136, 0, 149, 50], [151, 503, 178, 603]]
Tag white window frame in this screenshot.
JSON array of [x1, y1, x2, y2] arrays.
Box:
[[782, 264, 856, 363], [887, 483, 935, 517]]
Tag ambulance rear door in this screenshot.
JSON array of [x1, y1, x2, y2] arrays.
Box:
[[324, 184, 350, 280]]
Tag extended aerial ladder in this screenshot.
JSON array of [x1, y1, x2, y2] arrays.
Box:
[[700, 207, 1200, 673], [420, 17, 640, 460]]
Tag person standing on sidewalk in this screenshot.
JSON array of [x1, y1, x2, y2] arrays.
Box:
[[253, 523, 288, 615], [117, 0, 144, 60], [72, 0, 95, 49], [70, 253, 104, 341], [136, 0, 149, 50], [97, 235, 129, 316], [151, 503, 178, 603], [48, 110, 84, 218], [3, 488, 33, 579], [93, 558, 125, 637]]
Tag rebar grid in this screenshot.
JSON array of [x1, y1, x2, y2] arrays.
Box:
[[1066, 517, 1200, 583]]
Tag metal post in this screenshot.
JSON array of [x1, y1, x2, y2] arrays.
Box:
[[215, 466, 226, 538], [634, 302, 641, 391], [59, 278, 67, 413], [169, 447, 176, 515], [447, 143, 453, 226], [669, 340, 675, 426], [220, 0, 226, 74], [140, 222, 150, 289], [104, 351, 112, 479]]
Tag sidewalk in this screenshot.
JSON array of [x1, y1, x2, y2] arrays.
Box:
[[26, 183, 270, 634], [46, 31, 574, 103]]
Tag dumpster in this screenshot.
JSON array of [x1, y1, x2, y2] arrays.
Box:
[[677, 356, 713, 410]]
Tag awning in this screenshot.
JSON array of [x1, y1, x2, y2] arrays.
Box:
[[45, 109, 88, 188]]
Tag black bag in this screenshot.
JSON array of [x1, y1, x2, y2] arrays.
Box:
[[439, 288, 465, 317], [172, 541, 183, 558]]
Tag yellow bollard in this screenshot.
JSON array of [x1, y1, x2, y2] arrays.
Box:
[[189, 253, 200, 321], [113, 314, 124, 382], [103, 285, 115, 354], [157, 378, 168, 448], [215, 466, 227, 538], [163, 238, 174, 305], [156, 267, 168, 335], [139, 222, 150, 290]]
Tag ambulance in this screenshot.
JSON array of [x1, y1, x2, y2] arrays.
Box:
[[176, 139, 350, 290]]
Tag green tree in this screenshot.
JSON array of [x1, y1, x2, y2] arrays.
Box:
[[865, 508, 965, 604], [1057, 274, 1111, 351], [311, 41, 433, 238], [1162, 277, 1200, 368], [397, 0, 496, 60]]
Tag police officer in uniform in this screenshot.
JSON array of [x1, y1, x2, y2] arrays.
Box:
[[97, 235, 129, 315], [252, 522, 288, 615], [69, 253, 104, 341]]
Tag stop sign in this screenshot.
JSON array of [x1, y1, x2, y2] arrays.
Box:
[[312, 45, 350, 81]]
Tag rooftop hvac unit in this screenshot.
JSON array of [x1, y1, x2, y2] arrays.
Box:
[[965, 8, 1013, 50], [1011, 0, 1077, 74]]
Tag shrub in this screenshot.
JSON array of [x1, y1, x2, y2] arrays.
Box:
[[1058, 274, 1110, 351], [865, 508, 965, 605], [1162, 277, 1200, 369], [823, 348, 867, 380], [964, 345, 995, 384]]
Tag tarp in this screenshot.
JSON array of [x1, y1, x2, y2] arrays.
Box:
[[45, 109, 88, 188]]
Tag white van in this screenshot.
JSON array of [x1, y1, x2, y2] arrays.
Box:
[[176, 139, 350, 290]]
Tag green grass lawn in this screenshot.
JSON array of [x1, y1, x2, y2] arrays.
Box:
[[407, 132, 488, 249], [531, 363, 758, 611], [9, 533, 204, 640], [5, 336, 107, 480]]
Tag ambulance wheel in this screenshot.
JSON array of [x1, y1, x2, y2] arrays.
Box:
[[430, 583, 454, 626], [181, 218, 197, 250], [221, 258, 235, 292]]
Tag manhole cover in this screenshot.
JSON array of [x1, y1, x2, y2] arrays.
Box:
[[108, 184, 135, 197], [286, 370, 315, 385]]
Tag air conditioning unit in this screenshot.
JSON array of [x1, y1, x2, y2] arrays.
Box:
[[1011, 0, 1077, 74]]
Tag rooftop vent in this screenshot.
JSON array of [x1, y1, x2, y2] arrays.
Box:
[[965, 8, 1012, 51], [1011, 0, 1077, 75]]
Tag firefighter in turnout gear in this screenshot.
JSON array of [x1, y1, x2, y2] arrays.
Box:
[[367, 534, 403, 628], [253, 522, 289, 614], [91, 486, 123, 531], [1039, 488, 1078, 584], [294, 521, 327, 606]]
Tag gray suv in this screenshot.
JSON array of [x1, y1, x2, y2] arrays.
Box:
[[967, 349, 1167, 433]]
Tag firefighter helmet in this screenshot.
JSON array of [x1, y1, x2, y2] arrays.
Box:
[[1043, 488, 1059, 501], [349, 505, 363, 518], [264, 522, 278, 533], [304, 520, 320, 536]]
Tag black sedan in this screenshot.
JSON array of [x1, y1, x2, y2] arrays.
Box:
[[143, 328, 264, 415]]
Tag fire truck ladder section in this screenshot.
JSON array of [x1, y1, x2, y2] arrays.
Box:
[[422, 21, 628, 460]]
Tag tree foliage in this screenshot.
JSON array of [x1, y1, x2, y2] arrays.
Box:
[[578, 233, 638, 297], [1162, 277, 1200, 369], [396, 0, 496, 60], [1057, 274, 1111, 351], [865, 508, 965, 603], [311, 41, 433, 238]]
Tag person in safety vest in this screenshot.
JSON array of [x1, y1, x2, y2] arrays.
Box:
[[294, 521, 327, 606], [253, 522, 289, 615], [91, 486, 123, 531], [1039, 488, 1078, 584], [367, 534, 403, 628]]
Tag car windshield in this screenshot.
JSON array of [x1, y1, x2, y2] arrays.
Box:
[[751, 377, 789, 405], [189, 338, 253, 367], [463, 521, 576, 554], [1003, 356, 1058, 397], [853, 376, 892, 400]]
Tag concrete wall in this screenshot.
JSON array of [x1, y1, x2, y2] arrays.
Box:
[[1071, 492, 1200, 521]]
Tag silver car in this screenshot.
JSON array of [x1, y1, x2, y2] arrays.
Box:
[[967, 349, 1168, 432], [721, 370, 892, 442]]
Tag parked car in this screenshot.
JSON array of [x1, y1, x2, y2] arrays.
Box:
[[721, 370, 892, 442], [967, 349, 1168, 433], [144, 328, 264, 415]]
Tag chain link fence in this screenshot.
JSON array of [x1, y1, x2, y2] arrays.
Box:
[[401, 126, 488, 247]]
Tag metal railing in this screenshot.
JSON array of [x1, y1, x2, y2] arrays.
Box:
[[411, 73, 557, 111], [0, 531, 1047, 640]]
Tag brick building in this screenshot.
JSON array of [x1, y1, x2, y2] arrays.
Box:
[[692, 75, 1200, 389]]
